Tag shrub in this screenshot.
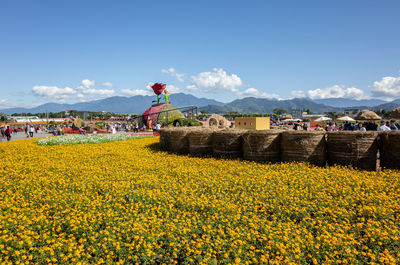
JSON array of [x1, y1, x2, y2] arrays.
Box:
[[176, 118, 201, 127], [95, 122, 105, 129]]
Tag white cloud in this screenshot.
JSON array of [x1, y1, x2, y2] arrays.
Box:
[[162, 68, 185, 82], [165, 85, 180, 94], [76, 79, 115, 101], [187, 68, 242, 93], [32, 79, 115, 102], [239, 87, 280, 99], [81, 88, 115, 97], [121, 89, 153, 97], [371, 76, 400, 99], [78, 79, 95, 90], [0, 99, 13, 109], [101, 82, 113, 88], [32, 85, 76, 101], [186, 68, 280, 100], [291, 85, 368, 100], [308, 85, 367, 100]]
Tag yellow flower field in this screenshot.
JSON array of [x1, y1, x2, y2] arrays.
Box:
[[0, 137, 399, 264]]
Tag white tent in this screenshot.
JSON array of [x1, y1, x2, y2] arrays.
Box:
[[314, 116, 331, 122], [337, 116, 355, 122], [284, 118, 302, 122]]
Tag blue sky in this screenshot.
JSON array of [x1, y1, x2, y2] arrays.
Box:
[[1, 0, 400, 108]]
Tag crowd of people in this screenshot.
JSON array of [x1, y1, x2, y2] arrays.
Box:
[[0, 123, 41, 141], [270, 118, 400, 132], [278, 120, 399, 132], [106, 122, 160, 134], [0, 121, 162, 142], [313, 120, 400, 132]]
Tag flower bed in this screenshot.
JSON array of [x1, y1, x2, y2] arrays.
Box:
[[0, 137, 399, 264], [36, 134, 152, 146]]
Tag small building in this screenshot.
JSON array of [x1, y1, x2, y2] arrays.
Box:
[[234, 117, 270, 130]]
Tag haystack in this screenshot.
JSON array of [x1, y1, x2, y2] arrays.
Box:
[[159, 127, 193, 154], [281, 131, 327, 166], [326, 131, 378, 170], [187, 128, 216, 156], [242, 130, 282, 162], [159, 127, 173, 151], [379, 131, 400, 169], [356, 110, 381, 120], [390, 107, 400, 119], [83, 123, 101, 131], [212, 129, 245, 158]]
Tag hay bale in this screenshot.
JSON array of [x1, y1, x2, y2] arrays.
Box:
[[212, 129, 245, 158], [188, 128, 215, 156], [379, 131, 400, 169], [281, 131, 326, 166], [327, 131, 378, 170], [159, 127, 172, 151], [242, 130, 282, 162], [390, 107, 400, 119], [356, 110, 381, 120], [158, 127, 193, 154], [83, 123, 101, 131]]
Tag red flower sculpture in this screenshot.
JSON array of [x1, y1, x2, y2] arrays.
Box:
[[151, 83, 166, 95]]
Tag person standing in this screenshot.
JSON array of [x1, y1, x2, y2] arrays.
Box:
[[4, 125, 12, 141], [25, 123, 29, 137], [390, 120, 398, 130], [155, 123, 161, 133], [29, 124, 34, 137], [378, 121, 390, 131]]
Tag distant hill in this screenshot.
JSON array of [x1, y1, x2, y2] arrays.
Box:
[[201, 97, 338, 114], [0, 93, 224, 115], [391, 99, 400, 104], [371, 102, 400, 111], [313, 98, 387, 108]]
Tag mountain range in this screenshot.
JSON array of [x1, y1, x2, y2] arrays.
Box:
[[1, 93, 399, 115], [0, 94, 223, 115], [312, 98, 387, 108]]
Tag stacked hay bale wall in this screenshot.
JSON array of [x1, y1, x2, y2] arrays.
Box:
[[212, 129, 245, 158], [281, 131, 326, 166], [160, 128, 386, 171], [159, 127, 190, 154], [326, 131, 378, 170], [187, 128, 215, 156], [379, 131, 400, 169], [159, 127, 172, 151], [242, 130, 282, 162]]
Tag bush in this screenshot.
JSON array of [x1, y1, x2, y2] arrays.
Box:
[[0, 113, 7, 121], [176, 118, 201, 127], [95, 122, 105, 129]]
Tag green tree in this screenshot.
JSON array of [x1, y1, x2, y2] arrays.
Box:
[[326, 111, 339, 120], [273, 108, 288, 116], [0, 113, 7, 121]]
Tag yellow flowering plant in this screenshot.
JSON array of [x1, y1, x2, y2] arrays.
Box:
[[0, 137, 399, 264]]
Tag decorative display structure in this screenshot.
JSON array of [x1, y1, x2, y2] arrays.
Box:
[[142, 83, 184, 127]]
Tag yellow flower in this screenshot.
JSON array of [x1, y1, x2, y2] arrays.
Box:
[[0, 137, 398, 264]]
